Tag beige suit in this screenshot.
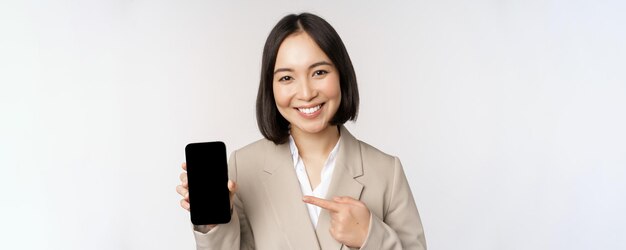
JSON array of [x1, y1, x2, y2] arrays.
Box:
[[193, 126, 426, 249]]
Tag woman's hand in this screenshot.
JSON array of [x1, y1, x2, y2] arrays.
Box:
[[176, 162, 237, 232], [176, 162, 192, 211], [303, 196, 371, 248]]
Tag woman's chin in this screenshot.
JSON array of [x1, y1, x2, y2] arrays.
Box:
[[292, 123, 332, 135]]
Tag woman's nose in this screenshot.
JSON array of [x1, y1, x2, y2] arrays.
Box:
[[296, 79, 317, 101]]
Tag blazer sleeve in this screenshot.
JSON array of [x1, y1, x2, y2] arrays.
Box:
[[360, 157, 427, 250], [192, 151, 256, 250]]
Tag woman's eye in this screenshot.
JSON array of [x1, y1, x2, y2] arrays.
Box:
[[278, 76, 293, 82], [313, 70, 328, 77]]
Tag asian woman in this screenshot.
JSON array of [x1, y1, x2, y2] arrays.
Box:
[[176, 12, 426, 250]]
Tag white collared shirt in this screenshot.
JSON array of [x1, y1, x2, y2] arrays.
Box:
[[288, 135, 341, 228]]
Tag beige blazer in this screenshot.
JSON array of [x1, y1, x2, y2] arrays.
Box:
[[193, 126, 426, 249]]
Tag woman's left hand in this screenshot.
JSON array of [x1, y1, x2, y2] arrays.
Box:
[[303, 196, 371, 248]]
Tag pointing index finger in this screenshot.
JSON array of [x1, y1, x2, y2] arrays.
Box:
[[303, 196, 340, 212]]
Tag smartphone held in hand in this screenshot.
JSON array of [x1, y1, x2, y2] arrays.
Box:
[[185, 141, 231, 225]]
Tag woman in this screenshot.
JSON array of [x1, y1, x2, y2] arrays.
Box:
[[176, 13, 426, 249]]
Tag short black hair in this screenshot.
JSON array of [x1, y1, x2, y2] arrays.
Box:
[[256, 13, 359, 144]]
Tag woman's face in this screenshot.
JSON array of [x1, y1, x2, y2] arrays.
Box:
[[273, 32, 341, 135]]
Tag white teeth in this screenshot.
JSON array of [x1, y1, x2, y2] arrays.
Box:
[[298, 104, 321, 114]]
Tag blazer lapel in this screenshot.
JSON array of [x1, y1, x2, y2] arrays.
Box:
[[316, 126, 365, 249], [261, 142, 321, 250]]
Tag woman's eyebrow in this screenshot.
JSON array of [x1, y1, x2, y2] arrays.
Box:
[[273, 61, 333, 75], [309, 61, 332, 69], [274, 68, 293, 75]]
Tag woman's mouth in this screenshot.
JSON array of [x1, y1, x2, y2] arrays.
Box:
[[295, 103, 324, 117]]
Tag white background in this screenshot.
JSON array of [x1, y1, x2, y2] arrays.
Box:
[[1, 0, 625, 249]]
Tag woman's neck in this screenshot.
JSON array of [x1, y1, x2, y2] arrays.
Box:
[[290, 125, 340, 158]]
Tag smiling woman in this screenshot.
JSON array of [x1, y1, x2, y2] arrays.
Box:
[[256, 13, 360, 145], [273, 32, 342, 140], [176, 12, 426, 249]]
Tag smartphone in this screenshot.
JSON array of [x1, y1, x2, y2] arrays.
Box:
[[185, 141, 231, 225]]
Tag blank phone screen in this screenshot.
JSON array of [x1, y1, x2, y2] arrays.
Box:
[[185, 141, 231, 225]]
